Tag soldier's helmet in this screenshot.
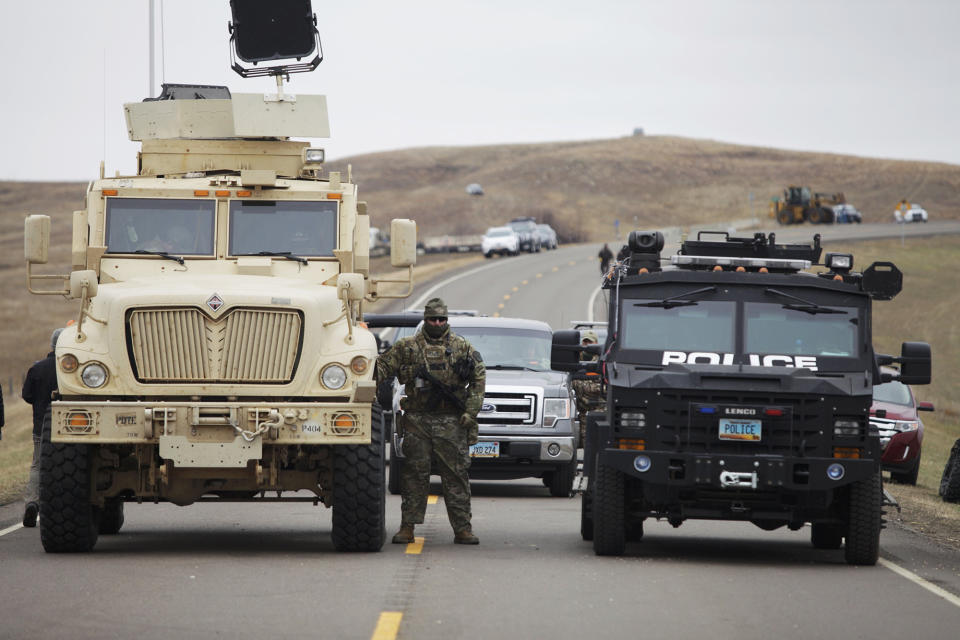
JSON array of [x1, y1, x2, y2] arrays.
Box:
[[424, 297, 448, 319], [581, 330, 599, 344]]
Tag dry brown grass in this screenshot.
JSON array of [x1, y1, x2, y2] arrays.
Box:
[[326, 136, 960, 243]]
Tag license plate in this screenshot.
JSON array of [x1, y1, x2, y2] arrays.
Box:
[[469, 442, 500, 458], [718, 419, 762, 441]]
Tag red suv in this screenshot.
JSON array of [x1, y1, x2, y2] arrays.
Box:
[[870, 369, 935, 484]]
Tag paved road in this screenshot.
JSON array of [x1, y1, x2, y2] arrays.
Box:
[[1, 221, 959, 639]]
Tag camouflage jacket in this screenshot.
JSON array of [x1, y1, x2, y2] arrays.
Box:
[[375, 328, 486, 416]]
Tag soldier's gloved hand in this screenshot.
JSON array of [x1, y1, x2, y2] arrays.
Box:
[[459, 413, 479, 445]]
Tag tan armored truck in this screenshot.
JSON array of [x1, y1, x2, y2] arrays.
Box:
[[23, 2, 415, 553]]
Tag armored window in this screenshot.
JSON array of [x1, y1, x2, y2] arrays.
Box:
[[744, 303, 858, 357], [228, 200, 337, 257], [621, 301, 736, 352], [104, 198, 215, 255]]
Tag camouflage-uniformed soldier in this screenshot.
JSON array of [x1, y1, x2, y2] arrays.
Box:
[[376, 298, 486, 545], [570, 330, 604, 444]]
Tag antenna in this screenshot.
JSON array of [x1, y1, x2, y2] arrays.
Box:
[[228, 0, 323, 92]]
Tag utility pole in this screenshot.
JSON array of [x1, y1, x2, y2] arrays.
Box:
[[149, 0, 156, 98]]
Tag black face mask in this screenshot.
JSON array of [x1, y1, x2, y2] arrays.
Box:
[[424, 321, 449, 339]]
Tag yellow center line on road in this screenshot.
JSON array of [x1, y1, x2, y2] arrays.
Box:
[[536, 273, 543, 278], [512, 286, 519, 292], [503, 294, 511, 300], [428, 495, 439, 504], [371, 611, 403, 640], [405, 536, 425, 554], [493, 312, 501, 317], [552, 266, 559, 272], [568, 261, 576, 266], [521, 279, 528, 285], [497, 303, 505, 309]]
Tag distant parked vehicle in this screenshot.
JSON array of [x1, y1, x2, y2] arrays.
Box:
[[508, 217, 542, 253], [832, 204, 862, 224], [482, 226, 520, 258], [895, 203, 928, 223], [536, 224, 559, 249]]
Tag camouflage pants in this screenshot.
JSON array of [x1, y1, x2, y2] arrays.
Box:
[[400, 413, 472, 532]]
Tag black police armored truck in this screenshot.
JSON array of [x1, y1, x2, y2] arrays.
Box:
[[552, 230, 931, 565]]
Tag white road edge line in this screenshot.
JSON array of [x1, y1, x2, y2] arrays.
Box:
[[0, 523, 24, 537], [587, 286, 602, 323], [879, 557, 960, 609]]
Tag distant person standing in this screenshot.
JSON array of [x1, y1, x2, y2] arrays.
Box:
[[21, 328, 63, 528], [598, 243, 613, 275]]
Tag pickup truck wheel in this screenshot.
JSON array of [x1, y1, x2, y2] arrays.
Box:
[[844, 470, 882, 565], [891, 458, 920, 486], [580, 490, 594, 541], [39, 439, 100, 553], [939, 439, 960, 502], [811, 523, 843, 549], [548, 458, 576, 497], [593, 462, 626, 556], [98, 499, 125, 535], [331, 403, 386, 551]]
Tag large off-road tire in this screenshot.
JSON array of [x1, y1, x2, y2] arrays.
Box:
[[331, 404, 387, 551], [777, 209, 793, 225], [592, 462, 626, 556], [547, 457, 576, 497], [844, 471, 882, 565], [387, 441, 402, 496], [98, 499, 125, 535], [811, 523, 843, 549], [580, 490, 594, 541], [39, 440, 99, 553], [939, 439, 960, 502]]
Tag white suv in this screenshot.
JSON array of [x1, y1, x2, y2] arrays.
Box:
[[895, 204, 928, 223], [482, 226, 520, 257]]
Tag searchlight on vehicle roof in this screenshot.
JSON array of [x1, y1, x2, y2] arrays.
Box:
[[229, 0, 323, 78]]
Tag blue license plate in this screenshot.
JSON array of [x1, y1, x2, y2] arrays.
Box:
[[719, 419, 762, 441], [469, 442, 500, 458]]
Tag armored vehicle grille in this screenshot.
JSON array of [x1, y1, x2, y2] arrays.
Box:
[[623, 392, 868, 458], [127, 307, 302, 383], [478, 391, 538, 426]]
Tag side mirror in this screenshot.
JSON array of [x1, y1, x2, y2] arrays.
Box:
[[899, 341, 931, 385], [550, 330, 581, 372], [390, 219, 417, 268], [24, 215, 50, 264], [69, 270, 99, 299], [337, 273, 365, 301], [917, 401, 935, 412]]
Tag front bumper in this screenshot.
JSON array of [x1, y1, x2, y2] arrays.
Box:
[[52, 400, 373, 448], [599, 449, 878, 491], [882, 430, 922, 470]]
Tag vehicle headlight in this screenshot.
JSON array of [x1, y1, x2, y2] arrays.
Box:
[[321, 364, 348, 390], [893, 420, 919, 432], [80, 362, 108, 388], [543, 398, 570, 426], [619, 411, 646, 427], [834, 419, 861, 436]]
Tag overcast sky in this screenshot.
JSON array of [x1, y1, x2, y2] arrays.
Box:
[[2, 0, 958, 181]]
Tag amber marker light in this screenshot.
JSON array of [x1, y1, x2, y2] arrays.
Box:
[[712, 265, 723, 271], [617, 438, 646, 451], [102, 189, 118, 196], [194, 190, 210, 197], [326, 193, 342, 200], [759, 267, 769, 273], [350, 356, 369, 374], [833, 447, 861, 459], [60, 354, 79, 373], [237, 190, 252, 197], [68, 412, 91, 429], [215, 190, 230, 197], [735, 266, 746, 272]]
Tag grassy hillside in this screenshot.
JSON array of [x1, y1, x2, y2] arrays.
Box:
[[326, 136, 960, 242]]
